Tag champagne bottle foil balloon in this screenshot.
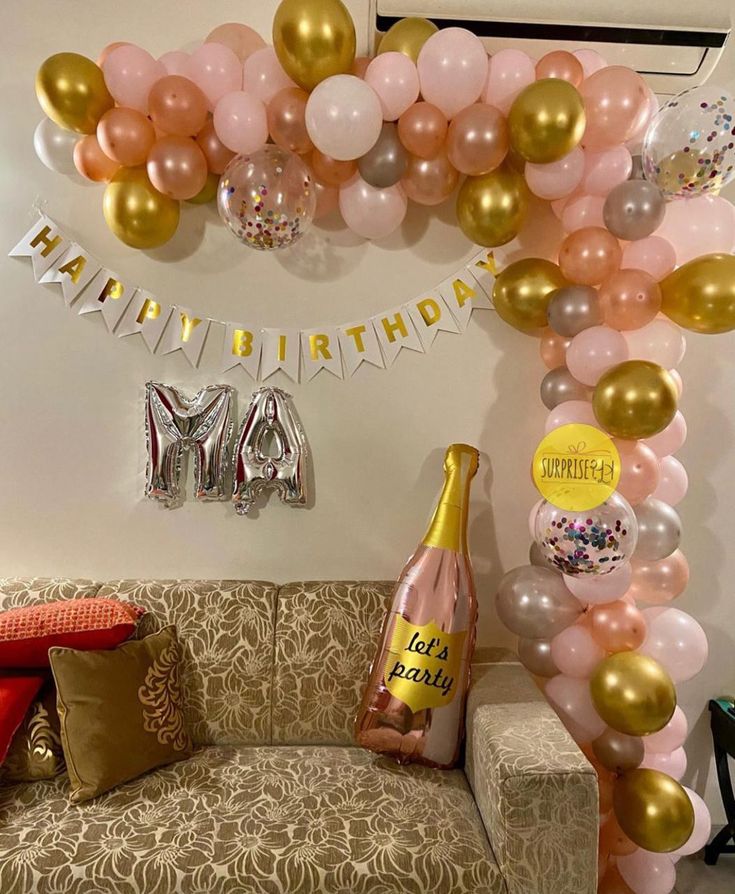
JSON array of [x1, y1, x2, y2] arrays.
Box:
[[355, 444, 479, 768]]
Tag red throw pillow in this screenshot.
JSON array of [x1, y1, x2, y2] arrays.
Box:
[[0, 673, 45, 763], [0, 599, 145, 668]]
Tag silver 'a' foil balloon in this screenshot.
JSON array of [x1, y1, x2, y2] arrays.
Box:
[[232, 387, 307, 515], [145, 382, 234, 508]]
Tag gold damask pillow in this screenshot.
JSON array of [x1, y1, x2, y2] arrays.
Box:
[[2, 686, 65, 782], [49, 626, 193, 803]]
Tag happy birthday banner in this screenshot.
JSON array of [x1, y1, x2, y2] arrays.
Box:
[[10, 213, 502, 382]]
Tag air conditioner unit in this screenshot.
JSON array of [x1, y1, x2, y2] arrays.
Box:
[[370, 0, 731, 95]]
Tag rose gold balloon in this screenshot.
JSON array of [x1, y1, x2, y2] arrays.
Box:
[[146, 135, 207, 200], [614, 439, 660, 505], [591, 600, 647, 652], [314, 179, 339, 219], [97, 41, 131, 67], [398, 102, 448, 160], [352, 56, 371, 78], [205, 23, 266, 63], [559, 227, 622, 285], [73, 134, 119, 182], [628, 551, 689, 605], [598, 769, 615, 814], [539, 329, 572, 368], [402, 149, 459, 206], [97, 107, 155, 166], [195, 119, 235, 174], [599, 269, 662, 330], [599, 865, 636, 894], [535, 51, 584, 87], [267, 87, 313, 155], [446, 103, 509, 176], [148, 75, 208, 137], [311, 149, 357, 186], [581, 66, 649, 149], [600, 814, 639, 857]]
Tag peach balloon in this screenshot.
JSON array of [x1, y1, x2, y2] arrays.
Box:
[[559, 227, 622, 285], [598, 770, 615, 814], [539, 329, 572, 369], [614, 439, 660, 505], [311, 150, 357, 186], [313, 180, 339, 219], [402, 149, 459, 205], [591, 600, 647, 652], [97, 108, 155, 166], [446, 103, 509, 176], [535, 51, 583, 87], [352, 56, 371, 79], [628, 551, 689, 605], [580, 66, 648, 149], [147, 135, 207, 200], [621, 236, 676, 281], [599, 865, 636, 894], [600, 815, 639, 857], [148, 75, 208, 137], [267, 87, 314, 155], [205, 23, 266, 63], [195, 119, 235, 174], [598, 269, 662, 330], [562, 195, 606, 232], [397, 102, 448, 160], [73, 135, 119, 182]]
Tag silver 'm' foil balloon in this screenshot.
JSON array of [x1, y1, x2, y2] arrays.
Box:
[[233, 386, 307, 515], [145, 382, 234, 508], [603, 179, 666, 241]]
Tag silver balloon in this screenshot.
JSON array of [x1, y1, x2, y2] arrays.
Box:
[[145, 383, 234, 508], [547, 285, 602, 337], [634, 497, 681, 560], [496, 565, 581, 639], [592, 728, 644, 773], [233, 386, 308, 515], [33, 117, 79, 175], [629, 154, 645, 181], [517, 637, 559, 678], [540, 366, 592, 410], [603, 179, 666, 241], [357, 122, 408, 189], [529, 541, 551, 568]]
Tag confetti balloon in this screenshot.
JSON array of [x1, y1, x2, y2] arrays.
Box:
[[218, 145, 317, 251], [642, 85, 735, 197], [534, 493, 638, 576]]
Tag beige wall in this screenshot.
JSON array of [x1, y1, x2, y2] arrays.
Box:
[[3, 1, 735, 822]]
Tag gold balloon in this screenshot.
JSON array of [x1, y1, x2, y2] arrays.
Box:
[[614, 769, 695, 853], [186, 172, 219, 205], [378, 17, 439, 62], [273, 0, 356, 91], [456, 165, 529, 249], [590, 652, 676, 737], [661, 252, 735, 334], [492, 258, 568, 333], [103, 168, 180, 250], [35, 53, 113, 134], [508, 78, 586, 164], [593, 361, 678, 440]]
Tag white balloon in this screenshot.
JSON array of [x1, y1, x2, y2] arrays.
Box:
[[33, 118, 79, 175], [306, 75, 383, 161], [624, 318, 686, 369]]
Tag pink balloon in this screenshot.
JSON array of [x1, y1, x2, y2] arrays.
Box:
[[566, 326, 629, 386], [306, 75, 383, 162], [102, 45, 165, 113], [417, 28, 488, 120], [339, 175, 407, 240], [629, 551, 690, 606], [544, 399, 598, 433], [641, 746, 687, 780], [158, 51, 189, 76], [242, 47, 297, 105], [621, 236, 676, 281], [669, 369, 683, 398], [525, 147, 585, 200], [654, 194, 735, 265], [184, 43, 242, 111], [529, 499, 542, 538], [627, 85, 660, 151], [212, 91, 268, 154], [483, 49, 535, 114], [645, 705, 688, 753], [581, 145, 632, 196], [615, 439, 660, 506], [562, 194, 605, 232], [640, 606, 708, 683], [564, 562, 632, 605], [573, 49, 608, 78], [652, 456, 688, 506], [551, 624, 605, 678], [618, 850, 676, 894], [206, 23, 266, 63], [671, 789, 712, 857], [643, 411, 687, 458], [364, 52, 420, 121], [545, 674, 606, 743], [580, 67, 649, 149]]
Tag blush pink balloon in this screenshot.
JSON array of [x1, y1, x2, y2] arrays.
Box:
[[669, 369, 683, 398], [580, 67, 649, 149], [525, 147, 585, 200], [242, 47, 297, 105], [545, 674, 606, 743], [624, 319, 686, 369], [544, 399, 598, 433], [573, 49, 608, 78], [339, 176, 408, 240], [644, 411, 687, 458], [102, 45, 165, 113], [614, 439, 660, 505], [641, 746, 687, 780], [645, 705, 688, 753], [621, 236, 676, 280], [206, 23, 266, 63], [551, 625, 605, 678], [627, 85, 660, 150], [158, 51, 189, 76], [540, 330, 572, 369], [652, 457, 688, 506], [581, 146, 632, 196], [213, 91, 268, 154], [566, 326, 629, 386], [365, 52, 420, 121], [590, 599, 647, 652], [617, 850, 676, 894], [629, 551, 689, 605], [671, 789, 711, 857], [598, 269, 662, 330], [559, 227, 622, 285], [417, 28, 488, 120], [564, 562, 632, 605], [483, 49, 535, 114], [654, 195, 735, 265], [562, 194, 606, 232], [640, 607, 709, 683], [184, 43, 242, 111], [98, 42, 131, 67]]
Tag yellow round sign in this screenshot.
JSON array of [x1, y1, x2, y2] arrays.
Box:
[[532, 423, 621, 511]]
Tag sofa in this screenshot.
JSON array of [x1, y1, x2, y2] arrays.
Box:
[[0, 578, 599, 894]]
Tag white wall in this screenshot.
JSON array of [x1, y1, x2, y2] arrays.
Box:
[[3, 1, 735, 822]]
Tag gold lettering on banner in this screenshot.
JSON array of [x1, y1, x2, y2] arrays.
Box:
[[180, 313, 202, 343], [232, 328, 253, 358], [57, 254, 86, 284], [309, 333, 332, 361], [30, 226, 62, 257], [344, 325, 367, 353], [417, 298, 441, 327], [381, 313, 408, 343], [97, 277, 124, 304], [136, 298, 161, 324], [452, 277, 477, 308], [277, 334, 287, 362], [474, 251, 497, 276]]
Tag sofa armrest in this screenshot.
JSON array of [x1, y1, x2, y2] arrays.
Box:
[[465, 657, 599, 894]]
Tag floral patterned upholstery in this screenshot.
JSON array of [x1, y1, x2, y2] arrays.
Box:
[[0, 578, 101, 609]]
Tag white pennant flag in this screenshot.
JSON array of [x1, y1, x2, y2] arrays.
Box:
[[9, 215, 68, 281], [221, 323, 262, 379], [261, 328, 300, 382], [371, 305, 423, 368], [438, 267, 491, 332], [406, 292, 461, 350], [301, 328, 343, 381], [158, 306, 211, 367], [39, 242, 100, 306], [466, 249, 499, 308], [116, 290, 173, 353], [76, 268, 135, 332], [338, 320, 385, 376]]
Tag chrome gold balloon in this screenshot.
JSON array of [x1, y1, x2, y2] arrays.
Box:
[[614, 769, 695, 853], [590, 651, 676, 737], [378, 17, 438, 62], [103, 168, 180, 250], [593, 360, 678, 440], [273, 0, 356, 91], [661, 252, 735, 334], [508, 79, 586, 164], [456, 164, 529, 248], [35, 53, 113, 134], [492, 258, 568, 333]]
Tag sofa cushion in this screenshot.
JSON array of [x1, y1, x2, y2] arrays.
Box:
[[272, 581, 394, 745], [0, 745, 503, 894]]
